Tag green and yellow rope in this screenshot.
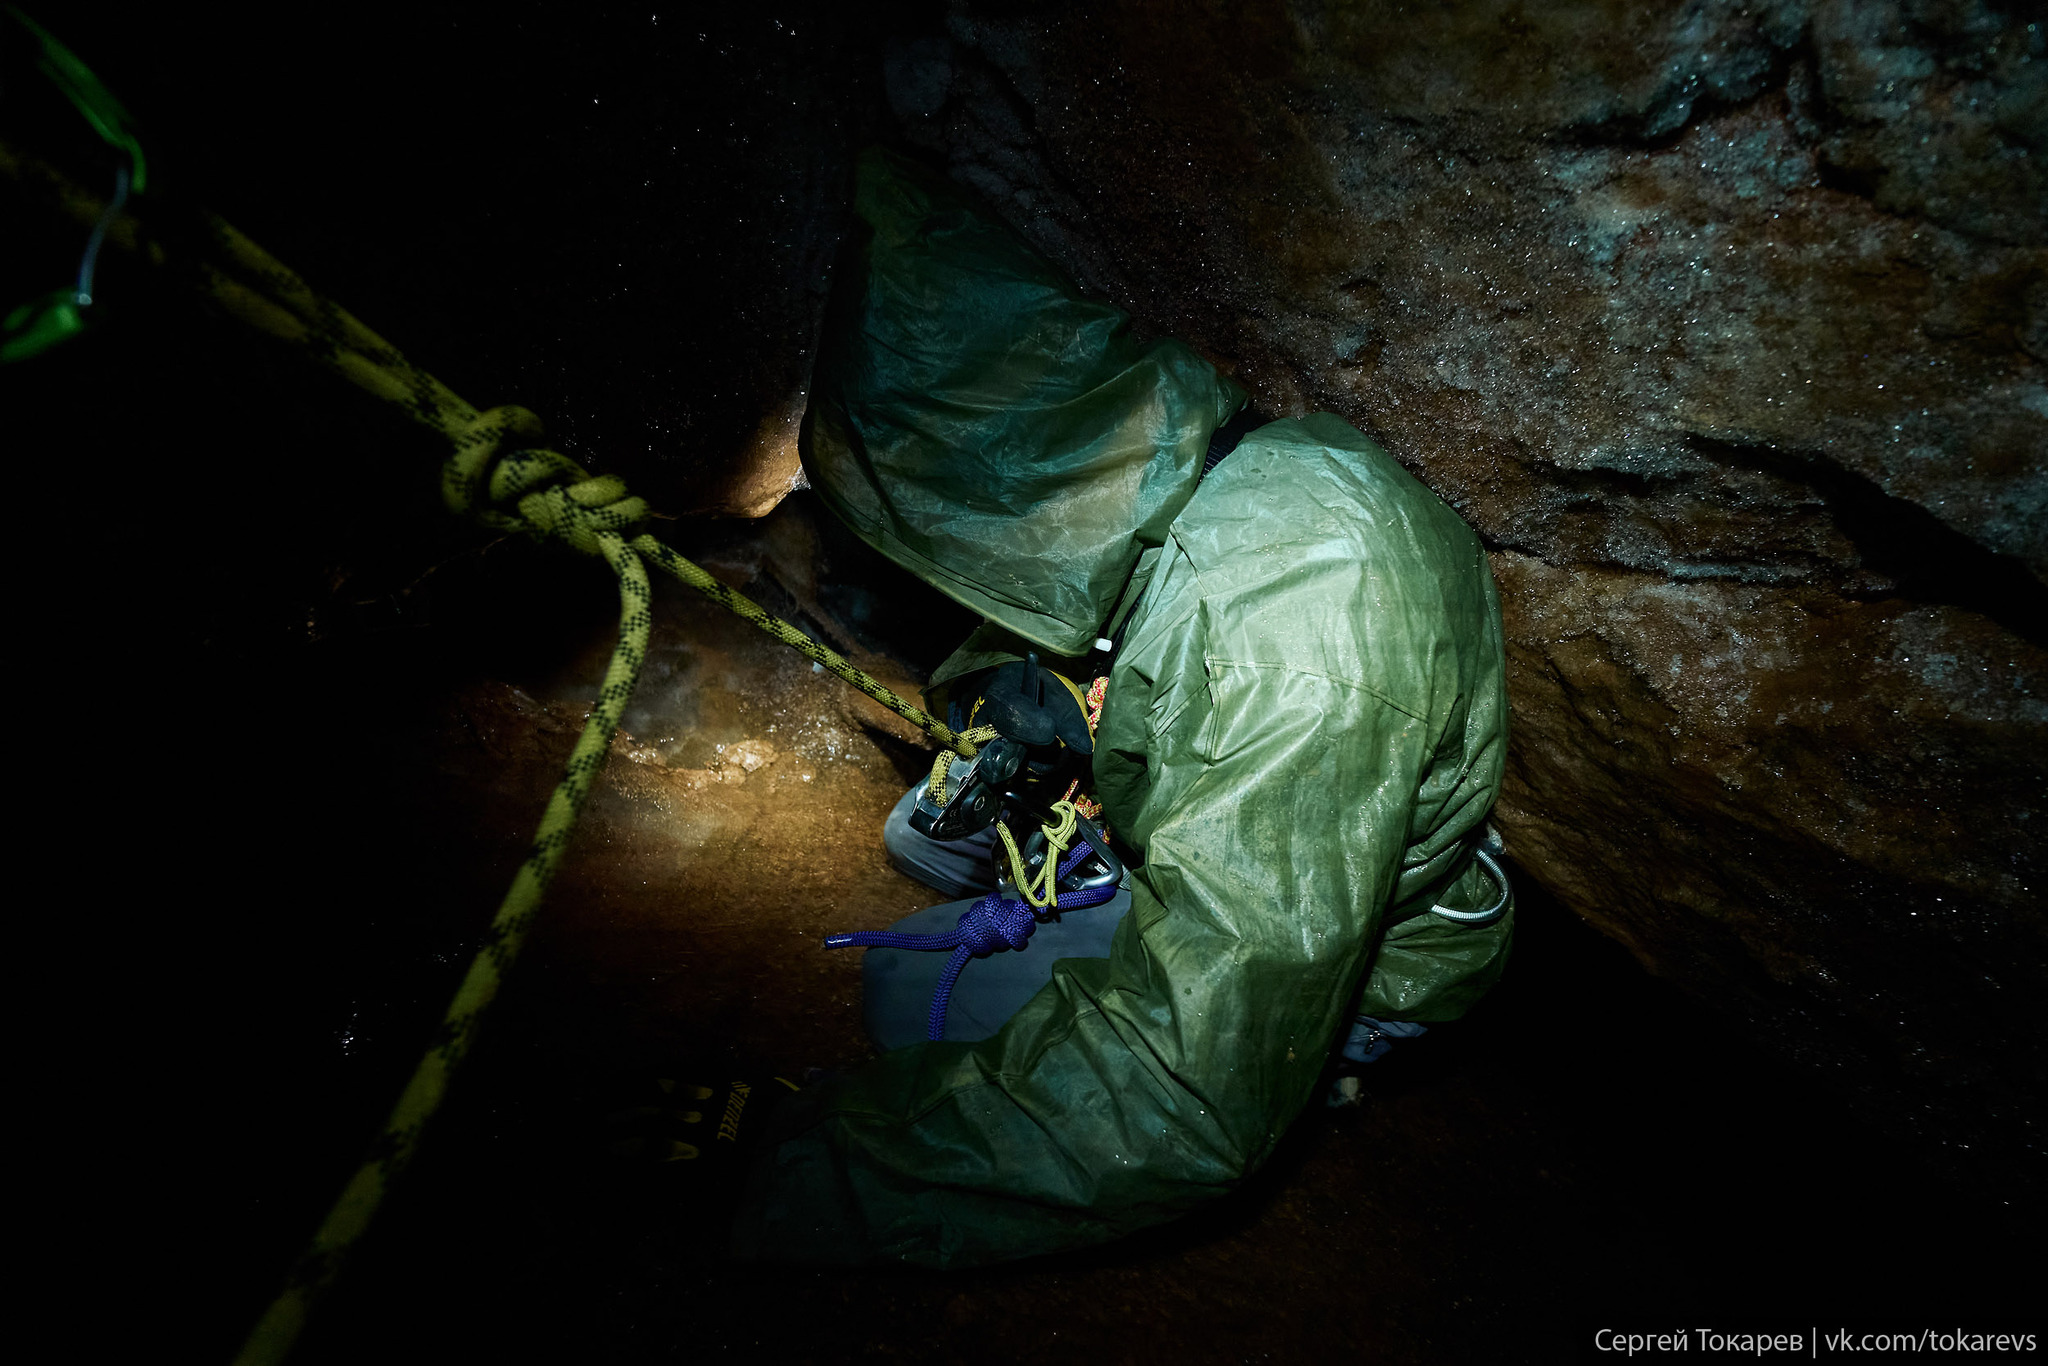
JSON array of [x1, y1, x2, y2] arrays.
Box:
[[234, 530, 652, 1364], [1, 136, 990, 1366]]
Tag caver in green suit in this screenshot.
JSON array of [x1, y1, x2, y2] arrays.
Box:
[[731, 149, 1511, 1266]]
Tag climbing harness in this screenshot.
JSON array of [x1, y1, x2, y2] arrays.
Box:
[[829, 652, 1123, 1041], [910, 654, 1096, 839], [1, 30, 1001, 1365]]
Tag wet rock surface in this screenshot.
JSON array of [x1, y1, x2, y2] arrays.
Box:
[[883, 0, 2046, 1193]]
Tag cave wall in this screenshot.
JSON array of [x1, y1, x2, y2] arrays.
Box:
[[878, 0, 2046, 1186]]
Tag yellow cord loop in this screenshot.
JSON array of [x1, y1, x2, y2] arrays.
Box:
[[997, 801, 1082, 911]]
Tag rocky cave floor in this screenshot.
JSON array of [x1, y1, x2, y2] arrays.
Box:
[[136, 496, 2026, 1365]]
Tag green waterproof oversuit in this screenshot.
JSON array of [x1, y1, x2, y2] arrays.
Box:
[[732, 149, 1511, 1266]]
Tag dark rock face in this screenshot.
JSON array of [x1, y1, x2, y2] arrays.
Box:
[[883, 1, 2046, 1186]]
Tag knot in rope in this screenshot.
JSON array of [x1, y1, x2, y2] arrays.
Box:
[[955, 893, 1038, 956], [441, 404, 650, 556]]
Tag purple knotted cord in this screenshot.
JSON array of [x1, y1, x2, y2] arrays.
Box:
[[826, 839, 1118, 1041]]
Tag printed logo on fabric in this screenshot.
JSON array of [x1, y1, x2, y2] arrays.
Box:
[[717, 1081, 752, 1143]]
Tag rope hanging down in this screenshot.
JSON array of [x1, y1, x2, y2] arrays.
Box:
[[0, 136, 989, 1366]]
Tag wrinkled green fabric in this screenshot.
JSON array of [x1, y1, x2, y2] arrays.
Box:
[[737, 155, 1510, 1268], [801, 148, 1245, 657], [1359, 857, 1514, 1022]]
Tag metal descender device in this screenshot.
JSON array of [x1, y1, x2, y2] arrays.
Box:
[[908, 654, 1124, 902]]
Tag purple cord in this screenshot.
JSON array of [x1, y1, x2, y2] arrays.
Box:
[[826, 831, 1119, 1041]]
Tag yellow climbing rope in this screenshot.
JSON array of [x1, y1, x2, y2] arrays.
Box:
[[927, 725, 1000, 804], [925, 722, 1096, 911], [0, 136, 995, 1366], [997, 801, 1084, 911]]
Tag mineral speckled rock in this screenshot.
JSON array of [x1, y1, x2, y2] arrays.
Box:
[[883, 0, 2046, 1188]]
